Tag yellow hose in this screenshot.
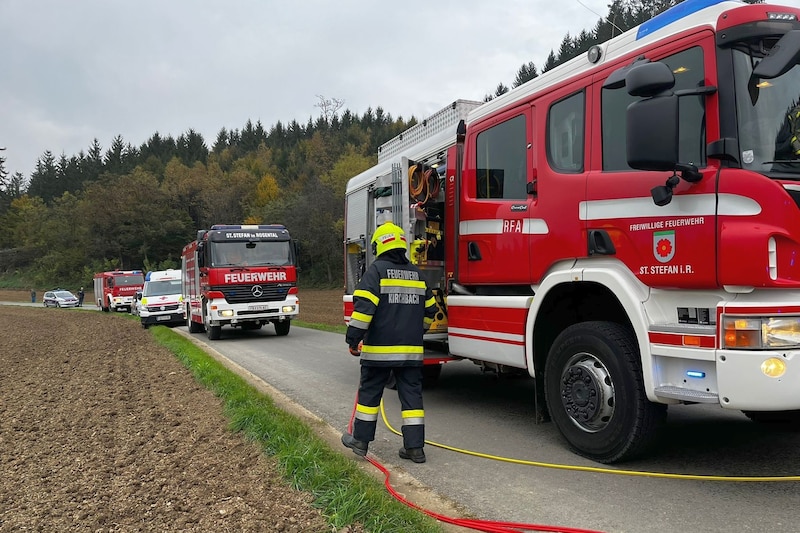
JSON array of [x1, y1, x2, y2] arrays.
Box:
[[379, 400, 800, 482]]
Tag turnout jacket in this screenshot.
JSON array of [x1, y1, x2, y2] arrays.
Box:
[[346, 250, 437, 367]]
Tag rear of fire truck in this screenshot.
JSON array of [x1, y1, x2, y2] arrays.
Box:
[[343, 100, 483, 383], [182, 224, 299, 340]]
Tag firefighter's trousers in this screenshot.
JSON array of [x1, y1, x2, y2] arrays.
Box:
[[353, 365, 425, 449]]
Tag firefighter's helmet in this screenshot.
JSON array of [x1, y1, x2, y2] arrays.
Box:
[[371, 222, 407, 257]]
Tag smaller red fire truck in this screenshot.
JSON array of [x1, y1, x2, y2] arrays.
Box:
[[93, 269, 145, 313], [182, 224, 299, 340]]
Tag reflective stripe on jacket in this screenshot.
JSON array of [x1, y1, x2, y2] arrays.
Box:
[[347, 257, 437, 366]]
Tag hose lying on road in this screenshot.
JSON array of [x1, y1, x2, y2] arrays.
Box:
[[378, 401, 800, 483], [347, 393, 605, 533]]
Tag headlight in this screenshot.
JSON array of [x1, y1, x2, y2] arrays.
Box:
[[722, 315, 800, 349]]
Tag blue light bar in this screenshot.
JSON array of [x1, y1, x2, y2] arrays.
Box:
[[637, 0, 728, 40], [686, 370, 706, 379]]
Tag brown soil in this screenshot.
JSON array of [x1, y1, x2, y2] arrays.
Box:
[[0, 289, 360, 533]]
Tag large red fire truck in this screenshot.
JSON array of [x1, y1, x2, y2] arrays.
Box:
[[182, 224, 299, 340], [93, 269, 145, 312], [343, 0, 800, 462]]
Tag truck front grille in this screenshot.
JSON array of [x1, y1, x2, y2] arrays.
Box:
[[212, 283, 295, 304]]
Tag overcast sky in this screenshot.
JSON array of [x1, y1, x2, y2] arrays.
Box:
[[0, 0, 610, 180]]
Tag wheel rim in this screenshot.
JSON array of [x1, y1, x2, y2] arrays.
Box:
[[559, 352, 615, 433]]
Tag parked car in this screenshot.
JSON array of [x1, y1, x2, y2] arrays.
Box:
[[42, 290, 80, 308]]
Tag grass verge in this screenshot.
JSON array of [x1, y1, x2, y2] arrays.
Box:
[[293, 319, 347, 335], [150, 326, 443, 533]]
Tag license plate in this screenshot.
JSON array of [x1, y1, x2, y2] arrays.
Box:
[[248, 305, 269, 311], [157, 316, 171, 321]]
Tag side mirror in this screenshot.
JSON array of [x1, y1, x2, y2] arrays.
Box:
[[293, 241, 302, 271], [626, 62, 675, 98], [197, 243, 206, 268], [753, 30, 800, 79], [627, 95, 679, 171]]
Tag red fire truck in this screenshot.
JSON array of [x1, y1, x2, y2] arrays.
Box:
[[182, 224, 299, 340], [93, 269, 145, 312], [343, 0, 800, 462]]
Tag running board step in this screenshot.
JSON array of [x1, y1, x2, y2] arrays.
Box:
[[654, 386, 719, 403]]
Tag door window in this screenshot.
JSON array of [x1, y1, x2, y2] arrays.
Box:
[[474, 114, 528, 200]]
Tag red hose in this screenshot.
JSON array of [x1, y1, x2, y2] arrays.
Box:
[[347, 392, 605, 533]]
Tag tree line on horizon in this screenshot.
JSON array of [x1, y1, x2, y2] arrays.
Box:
[[0, 0, 763, 290]]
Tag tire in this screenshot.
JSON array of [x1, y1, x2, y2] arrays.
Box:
[[56, 302, 61, 308], [206, 324, 221, 340], [274, 320, 290, 336], [544, 321, 666, 464], [743, 410, 800, 427], [187, 306, 203, 333], [200, 301, 221, 340], [141, 322, 149, 329]]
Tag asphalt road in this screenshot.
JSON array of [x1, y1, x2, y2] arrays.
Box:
[[177, 323, 800, 533], [13, 301, 798, 532]]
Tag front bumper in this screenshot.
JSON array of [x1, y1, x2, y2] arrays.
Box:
[[140, 312, 185, 326]]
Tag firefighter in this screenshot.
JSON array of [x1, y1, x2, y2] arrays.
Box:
[[341, 222, 437, 463], [774, 99, 800, 164]]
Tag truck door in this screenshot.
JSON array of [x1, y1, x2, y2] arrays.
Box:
[[587, 40, 718, 289], [458, 107, 533, 285], [459, 89, 590, 286]]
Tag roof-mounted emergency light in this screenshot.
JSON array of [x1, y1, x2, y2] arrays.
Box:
[[636, 0, 727, 40]]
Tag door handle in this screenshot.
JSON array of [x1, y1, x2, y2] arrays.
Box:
[[467, 242, 482, 261]]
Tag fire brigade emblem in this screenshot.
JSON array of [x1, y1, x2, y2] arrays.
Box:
[[653, 230, 675, 263]]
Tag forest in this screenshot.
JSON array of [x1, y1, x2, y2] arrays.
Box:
[[0, 0, 762, 289]]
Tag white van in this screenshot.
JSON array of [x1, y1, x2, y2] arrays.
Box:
[[136, 269, 184, 328]]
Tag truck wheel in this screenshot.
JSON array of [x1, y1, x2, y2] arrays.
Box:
[[544, 321, 666, 464], [206, 324, 221, 340], [186, 306, 203, 333], [100, 299, 109, 312], [274, 320, 290, 336], [141, 322, 149, 329]]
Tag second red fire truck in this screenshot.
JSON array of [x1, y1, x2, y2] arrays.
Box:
[[93, 269, 145, 313], [344, 0, 800, 462], [182, 224, 299, 340]]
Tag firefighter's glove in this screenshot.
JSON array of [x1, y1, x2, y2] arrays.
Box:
[[349, 345, 361, 357]]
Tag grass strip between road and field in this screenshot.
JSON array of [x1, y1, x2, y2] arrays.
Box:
[[150, 327, 443, 533]]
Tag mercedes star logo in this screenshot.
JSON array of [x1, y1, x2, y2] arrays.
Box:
[[251, 285, 264, 298]]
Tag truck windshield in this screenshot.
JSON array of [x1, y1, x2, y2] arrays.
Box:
[[734, 47, 800, 176], [211, 241, 292, 267], [143, 280, 182, 297], [115, 275, 144, 286]]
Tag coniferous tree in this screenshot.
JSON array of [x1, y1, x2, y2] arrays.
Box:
[[513, 62, 539, 88]]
